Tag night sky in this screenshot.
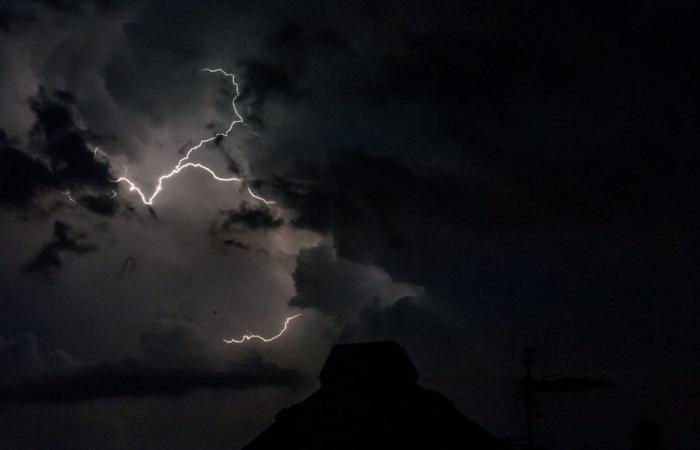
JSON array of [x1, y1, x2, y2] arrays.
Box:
[[1, 1, 699, 449]]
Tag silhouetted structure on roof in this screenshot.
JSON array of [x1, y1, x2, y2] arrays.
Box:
[[244, 341, 503, 450]]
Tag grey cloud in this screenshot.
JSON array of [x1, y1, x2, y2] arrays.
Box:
[[0, 130, 56, 209], [0, 355, 301, 403], [0, 333, 84, 381], [24, 221, 98, 275], [338, 296, 466, 371], [222, 238, 251, 250], [209, 202, 283, 250], [289, 244, 420, 319], [266, 164, 330, 232], [0, 2, 36, 32], [0, 319, 302, 403], [237, 59, 306, 111], [139, 316, 216, 370], [0, 88, 119, 216], [264, 21, 352, 55], [29, 87, 115, 194], [214, 201, 283, 232]]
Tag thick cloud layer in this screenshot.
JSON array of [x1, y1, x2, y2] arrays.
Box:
[[0, 88, 119, 216], [0, 317, 302, 403], [24, 220, 97, 275], [290, 244, 420, 319]]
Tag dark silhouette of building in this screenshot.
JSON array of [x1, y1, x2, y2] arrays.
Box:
[[631, 419, 664, 450], [244, 341, 503, 450]]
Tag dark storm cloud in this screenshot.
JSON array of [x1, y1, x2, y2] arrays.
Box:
[[338, 296, 465, 369], [214, 202, 283, 232], [0, 130, 56, 208], [517, 375, 614, 393], [248, 10, 700, 443], [289, 245, 418, 319], [236, 59, 306, 111], [265, 21, 352, 54], [266, 164, 330, 232], [29, 88, 115, 194], [342, 297, 449, 339], [24, 221, 98, 275], [277, 152, 490, 287], [0, 355, 301, 403], [33, 0, 83, 13], [0, 320, 302, 403], [216, 147, 243, 175], [0, 2, 36, 32], [353, 1, 700, 140], [0, 88, 119, 216], [139, 317, 216, 369], [319, 147, 700, 289], [222, 239, 250, 250], [0, 333, 81, 379], [209, 202, 282, 250], [260, 0, 700, 288], [236, 18, 353, 105], [0, 0, 122, 39], [234, 19, 353, 119], [75, 193, 120, 216], [209, 202, 282, 248], [290, 245, 367, 317]]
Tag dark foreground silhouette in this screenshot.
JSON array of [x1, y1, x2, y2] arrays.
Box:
[[244, 341, 503, 450], [632, 419, 664, 450]]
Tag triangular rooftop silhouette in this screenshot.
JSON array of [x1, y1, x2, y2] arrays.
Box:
[[243, 341, 503, 450]]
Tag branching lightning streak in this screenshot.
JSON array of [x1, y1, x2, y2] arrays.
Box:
[[223, 314, 301, 344], [247, 186, 276, 205], [113, 68, 273, 206], [95, 70, 290, 346]]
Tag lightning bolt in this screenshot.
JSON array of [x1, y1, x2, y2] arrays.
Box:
[[112, 68, 274, 206], [247, 186, 276, 205], [223, 314, 301, 344], [96, 70, 293, 346]]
